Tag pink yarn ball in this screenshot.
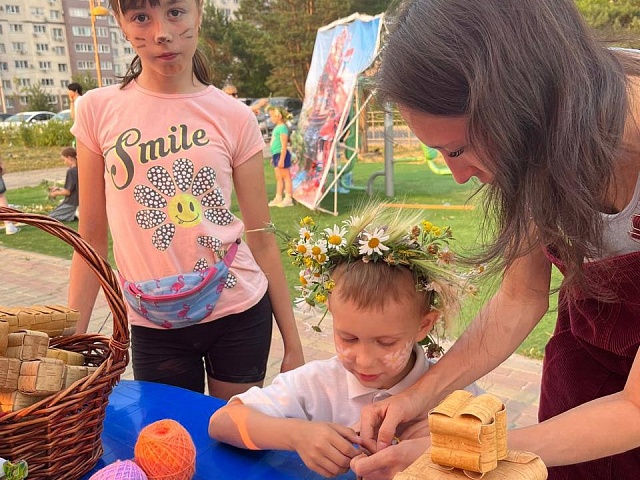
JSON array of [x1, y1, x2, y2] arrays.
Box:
[[89, 460, 148, 480]]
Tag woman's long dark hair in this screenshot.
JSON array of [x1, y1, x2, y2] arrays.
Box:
[[378, 0, 640, 293], [110, 0, 211, 89]]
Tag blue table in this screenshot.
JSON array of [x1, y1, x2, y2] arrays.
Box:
[[82, 380, 356, 479]]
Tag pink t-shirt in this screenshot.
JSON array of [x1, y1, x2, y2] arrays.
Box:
[[72, 81, 268, 328]]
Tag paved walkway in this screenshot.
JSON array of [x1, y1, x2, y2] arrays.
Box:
[[0, 167, 543, 429], [3, 167, 69, 189]]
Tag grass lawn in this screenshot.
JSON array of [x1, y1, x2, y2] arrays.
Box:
[[0, 155, 556, 359]]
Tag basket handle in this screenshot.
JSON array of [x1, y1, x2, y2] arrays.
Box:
[[0, 207, 129, 356]]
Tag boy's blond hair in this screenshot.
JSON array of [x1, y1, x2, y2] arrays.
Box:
[[284, 203, 476, 332]]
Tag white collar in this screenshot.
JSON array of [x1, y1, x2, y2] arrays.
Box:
[[345, 343, 430, 400]]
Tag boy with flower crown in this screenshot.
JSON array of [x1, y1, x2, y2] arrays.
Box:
[[208, 205, 481, 478]]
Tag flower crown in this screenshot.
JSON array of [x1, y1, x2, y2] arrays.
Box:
[[282, 205, 477, 357]]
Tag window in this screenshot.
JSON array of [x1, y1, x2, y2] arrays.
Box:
[[58, 63, 67, 73], [19, 97, 29, 106], [6, 5, 20, 14], [9, 24, 23, 33], [100, 61, 113, 71], [0, 62, 8, 72], [77, 60, 95, 70], [12, 43, 27, 53], [39, 61, 52, 70], [2, 80, 11, 91], [69, 8, 89, 17], [50, 10, 61, 20], [41, 78, 55, 87], [30, 7, 45, 16], [96, 27, 109, 38], [53, 46, 65, 55], [16, 78, 31, 87], [47, 95, 57, 105], [5, 98, 14, 109], [72, 26, 92, 37], [0, 44, 5, 54], [52, 28, 64, 40], [99, 44, 111, 54], [33, 25, 47, 34], [75, 43, 94, 53], [14, 60, 29, 69], [36, 44, 49, 53]]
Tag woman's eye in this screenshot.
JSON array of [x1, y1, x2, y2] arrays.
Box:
[[168, 9, 183, 18], [132, 14, 148, 23], [379, 342, 397, 347], [448, 148, 465, 158], [341, 337, 357, 344]]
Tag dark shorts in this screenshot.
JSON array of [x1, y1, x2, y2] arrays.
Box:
[[271, 150, 292, 168], [131, 293, 273, 393]]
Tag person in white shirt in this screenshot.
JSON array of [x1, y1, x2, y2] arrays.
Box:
[[209, 204, 480, 477]]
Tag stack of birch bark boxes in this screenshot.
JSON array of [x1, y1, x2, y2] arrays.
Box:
[[0, 306, 96, 413]]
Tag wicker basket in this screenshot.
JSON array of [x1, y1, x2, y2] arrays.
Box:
[[0, 207, 129, 480]]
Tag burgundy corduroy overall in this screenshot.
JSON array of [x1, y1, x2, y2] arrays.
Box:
[[540, 248, 640, 479]]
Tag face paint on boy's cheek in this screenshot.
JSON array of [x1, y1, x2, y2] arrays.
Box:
[[381, 341, 413, 371], [335, 343, 352, 361]]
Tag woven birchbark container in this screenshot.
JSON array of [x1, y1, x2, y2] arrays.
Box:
[[0, 207, 129, 480]]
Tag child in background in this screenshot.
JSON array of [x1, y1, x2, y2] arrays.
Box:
[[267, 106, 294, 207], [209, 204, 480, 478], [0, 159, 19, 234], [68, 0, 304, 398], [48, 147, 79, 222]]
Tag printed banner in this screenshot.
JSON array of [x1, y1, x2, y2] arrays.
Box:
[[291, 14, 382, 210]]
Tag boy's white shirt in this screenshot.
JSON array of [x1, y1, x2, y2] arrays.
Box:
[[233, 344, 482, 427]]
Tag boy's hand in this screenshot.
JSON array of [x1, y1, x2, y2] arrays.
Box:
[[294, 422, 362, 477]]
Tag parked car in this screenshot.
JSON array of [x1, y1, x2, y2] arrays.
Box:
[[0, 111, 56, 128], [51, 109, 71, 122], [253, 97, 303, 141], [237, 98, 255, 107], [0, 113, 13, 122]]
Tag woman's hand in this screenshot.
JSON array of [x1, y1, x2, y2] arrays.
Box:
[[350, 437, 431, 480], [359, 387, 431, 452]]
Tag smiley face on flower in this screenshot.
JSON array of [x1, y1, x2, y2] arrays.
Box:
[[133, 158, 233, 252]]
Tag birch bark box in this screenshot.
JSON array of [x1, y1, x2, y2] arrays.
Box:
[[0, 357, 21, 391], [18, 357, 65, 396], [394, 450, 548, 480], [4, 330, 49, 361], [428, 390, 507, 474], [0, 305, 79, 337]]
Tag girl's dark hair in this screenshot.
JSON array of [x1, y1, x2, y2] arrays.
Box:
[[109, 0, 211, 89], [377, 0, 640, 293], [61, 147, 77, 159]]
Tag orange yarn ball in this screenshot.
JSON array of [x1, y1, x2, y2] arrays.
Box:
[[134, 419, 196, 480]]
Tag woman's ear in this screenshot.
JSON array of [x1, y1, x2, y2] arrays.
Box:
[[415, 310, 440, 343]]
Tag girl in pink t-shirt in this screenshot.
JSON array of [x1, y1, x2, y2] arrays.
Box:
[[68, 0, 304, 399]]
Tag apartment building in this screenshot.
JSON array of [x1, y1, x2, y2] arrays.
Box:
[[0, 0, 134, 114]]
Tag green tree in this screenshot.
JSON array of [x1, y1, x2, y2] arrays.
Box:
[[350, 0, 391, 15], [238, 0, 352, 98], [20, 82, 50, 111], [576, 0, 640, 47], [200, 5, 271, 97], [70, 74, 99, 94]]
